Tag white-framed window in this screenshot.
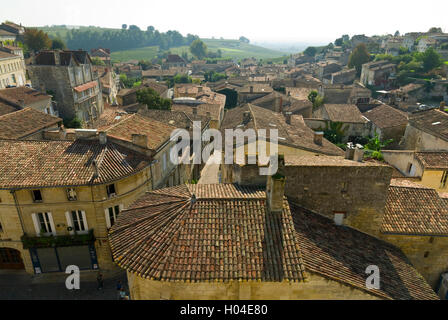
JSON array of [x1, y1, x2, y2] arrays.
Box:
[[32, 212, 56, 236], [105, 204, 124, 229], [65, 210, 88, 234]]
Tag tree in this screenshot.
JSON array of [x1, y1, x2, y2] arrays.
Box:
[[428, 27, 443, 33], [63, 117, 83, 129], [364, 132, 393, 161], [122, 24, 127, 30], [24, 29, 52, 52], [303, 46, 317, 57], [420, 47, 442, 72], [308, 90, 324, 109], [239, 36, 250, 44], [51, 38, 66, 50], [136, 88, 172, 110], [322, 122, 347, 146], [394, 30, 400, 37], [335, 38, 343, 46], [308, 90, 318, 104], [91, 57, 106, 66], [190, 39, 207, 59], [138, 60, 152, 70], [348, 43, 371, 76]]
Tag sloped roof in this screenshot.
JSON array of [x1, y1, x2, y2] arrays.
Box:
[[221, 104, 344, 156], [415, 152, 448, 170], [103, 113, 177, 150], [291, 204, 438, 300], [323, 104, 367, 123], [139, 109, 210, 131], [0, 139, 150, 189], [363, 104, 408, 128], [108, 184, 306, 282], [382, 179, 448, 236], [0, 108, 62, 139], [409, 109, 448, 142], [0, 87, 51, 106]]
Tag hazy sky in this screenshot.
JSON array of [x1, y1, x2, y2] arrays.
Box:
[[1, 0, 446, 44]]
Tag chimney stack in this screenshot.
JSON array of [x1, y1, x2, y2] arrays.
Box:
[[285, 112, 292, 125], [353, 145, 365, 162], [132, 134, 148, 149], [314, 131, 324, 145], [345, 142, 355, 160], [99, 131, 107, 145], [266, 155, 286, 213]]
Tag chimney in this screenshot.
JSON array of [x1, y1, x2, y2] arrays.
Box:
[[99, 131, 107, 145], [132, 134, 148, 149], [285, 112, 292, 125], [440, 101, 446, 112], [266, 155, 286, 213], [353, 145, 365, 162], [345, 143, 355, 160], [314, 131, 324, 145]]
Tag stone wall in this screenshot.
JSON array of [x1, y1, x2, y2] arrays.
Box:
[[401, 125, 448, 151], [284, 164, 393, 236], [127, 271, 379, 300], [380, 234, 448, 289]]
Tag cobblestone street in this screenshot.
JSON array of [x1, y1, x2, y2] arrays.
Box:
[[0, 269, 128, 300]]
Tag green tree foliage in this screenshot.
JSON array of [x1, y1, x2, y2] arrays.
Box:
[[348, 43, 371, 76], [239, 36, 250, 44], [63, 117, 83, 129], [303, 46, 317, 57], [364, 133, 393, 161], [428, 27, 443, 33], [308, 90, 318, 104], [119, 74, 141, 88], [51, 38, 66, 50], [335, 38, 343, 46], [24, 28, 52, 52], [138, 60, 152, 70], [136, 88, 172, 110], [308, 90, 324, 109], [421, 47, 442, 72], [320, 122, 347, 149], [122, 24, 127, 30], [91, 57, 106, 66], [204, 71, 227, 82], [65, 27, 199, 52], [190, 39, 208, 59]]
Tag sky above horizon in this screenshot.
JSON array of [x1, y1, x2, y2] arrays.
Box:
[[1, 0, 447, 45]]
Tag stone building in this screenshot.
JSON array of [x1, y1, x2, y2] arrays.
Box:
[[27, 50, 104, 124], [382, 151, 448, 193], [0, 137, 153, 273], [251, 91, 313, 118], [0, 86, 55, 116], [108, 182, 437, 300], [0, 50, 26, 89], [400, 108, 448, 151], [360, 60, 396, 89], [90, 48, 111, 66]]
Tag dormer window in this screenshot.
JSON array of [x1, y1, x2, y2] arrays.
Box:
[[32, 190, 43, 203], [106, 184, 117, 198], [67, 188, 78, 201]]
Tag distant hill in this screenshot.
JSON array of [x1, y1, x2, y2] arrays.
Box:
[[34, 25, 288, 62]]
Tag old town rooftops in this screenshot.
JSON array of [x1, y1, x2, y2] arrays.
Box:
[[0, 139, 151, 189]]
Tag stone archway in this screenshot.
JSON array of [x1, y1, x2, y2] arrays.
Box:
[[0, 247, 25, 270]]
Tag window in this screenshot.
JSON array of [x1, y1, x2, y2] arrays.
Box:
[[162, 152, 167, 171], [32, 212, 55, 236], [0, 221, 3, 233], [32, 190, 43, 203], [66, 210, 88, 234], [66, 188, 78, 201], [424, 251, 430, 258], [106, 184, 116, 198], [333, 212, 345, 226], [441, 171, 448, 189], [105, 205, 122, 228], [407, 163, 413, 173]]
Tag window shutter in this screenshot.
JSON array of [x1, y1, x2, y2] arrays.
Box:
[[105, 208, 111, 229], [81, 211, 89, 231], [31, 213, 41, 237], [65, 211, 75, 235], [47, 212, 57, 236]]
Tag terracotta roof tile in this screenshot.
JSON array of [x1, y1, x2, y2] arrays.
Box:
[[415, 152, 448, 170], [409, 109, 448, 141], [363, 104, 408, 129], [0, 139, 150, 189], [323, 104, 367, 123]]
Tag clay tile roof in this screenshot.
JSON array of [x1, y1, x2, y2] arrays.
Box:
[[285, 154, 388, 167], [103, 113, 177, 150], [382, 180, 448, 236], [415, 152, 448, 170], [138, 109, 210, 131], [0, 108, 62, 139], [108, 184, 306, 282], [74, 81, 97, 93], [0, 51, 17, 60], [0, 87, 51, 105], [291, 204, 438, 300], [0, 139, 151, 189], [324, 104, 367, 123], [409, 109, 448, 141], [221, 104, 344, 156], [0, 101, 18, 116], [363, 104, 408, 129]]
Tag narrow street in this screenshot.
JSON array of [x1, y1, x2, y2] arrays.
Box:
[[0, 269, 127, 300], [198, 150, 221, 184]]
